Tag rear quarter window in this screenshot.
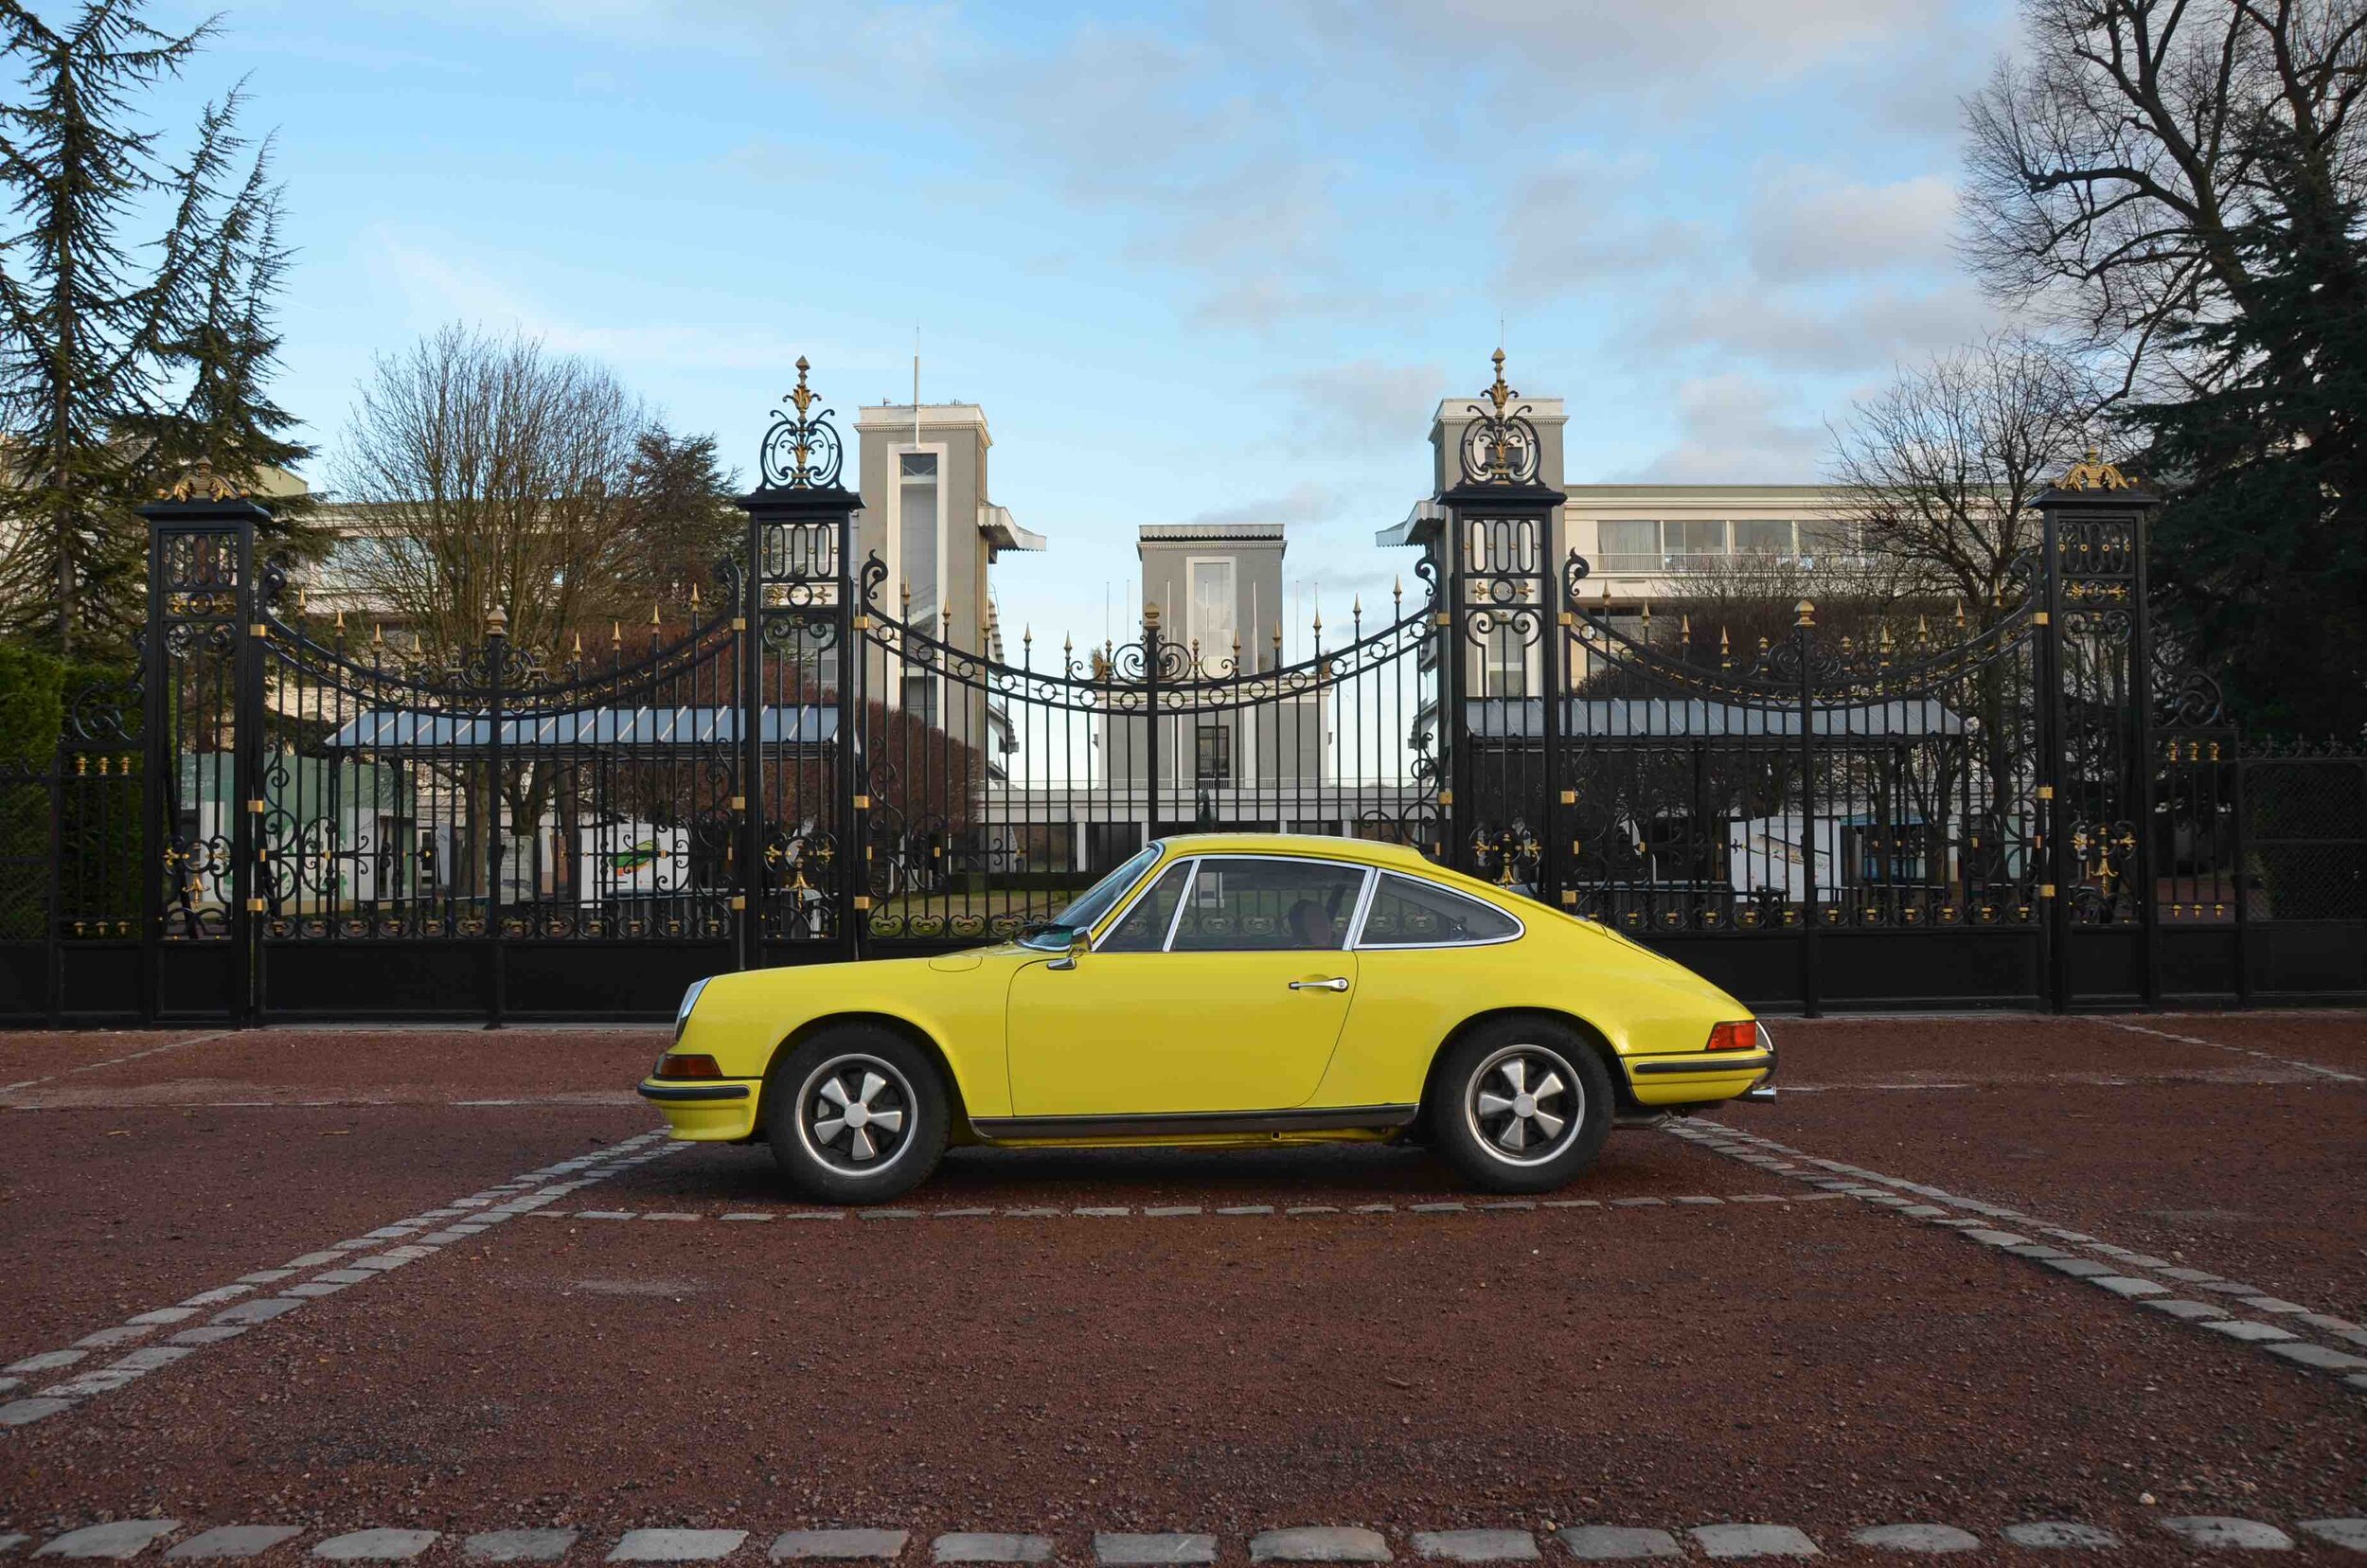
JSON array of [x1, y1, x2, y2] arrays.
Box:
[[1357, 874, 1522, 947]]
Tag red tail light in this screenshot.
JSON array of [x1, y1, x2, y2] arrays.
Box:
[[655, 1052, 723, 1079], [1705, 1021, 1756, 1052]]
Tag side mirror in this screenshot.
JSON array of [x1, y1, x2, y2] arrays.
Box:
[[1047, 926, 1090, 971]]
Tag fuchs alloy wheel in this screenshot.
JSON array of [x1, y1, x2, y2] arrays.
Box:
[[1429, 1020, 1612, 1193], [764, 1026, 949, 1204]]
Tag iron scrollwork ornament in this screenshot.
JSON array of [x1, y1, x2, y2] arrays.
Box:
[[758, 356, 845, 490], [1458, 348, 1542, 486]]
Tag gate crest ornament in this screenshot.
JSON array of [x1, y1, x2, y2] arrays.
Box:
[[758, 356, 845, 490], [1458, 347, 1542, 485]]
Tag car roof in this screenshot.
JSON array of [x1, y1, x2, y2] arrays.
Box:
[[1150, 833, 1443, 873]]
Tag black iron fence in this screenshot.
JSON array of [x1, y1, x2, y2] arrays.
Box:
[[2, 374, 2360, 1025]]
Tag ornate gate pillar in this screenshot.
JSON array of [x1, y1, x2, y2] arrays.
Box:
[[1434, 351, 1566, 896], [138, 471, 274, 1024], [2037, 451, 2162, 1009], [736, 359, 864, 967]]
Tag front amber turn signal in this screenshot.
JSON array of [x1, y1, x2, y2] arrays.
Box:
[[654, 1052, 723, 1079]]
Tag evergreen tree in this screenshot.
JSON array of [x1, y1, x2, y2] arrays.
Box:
[[0, 1, 299, 656], [124, 153, 315, 549], [2131, 126, 2367, 739], [617, 427, 738, 605]]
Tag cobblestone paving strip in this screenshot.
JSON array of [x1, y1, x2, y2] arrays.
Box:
[[10, 1520, 2363, 1562], [1671, 1118, 2367, 1390], [523, 1193, 1837, 1225], [0, 1130, 678, 1432]]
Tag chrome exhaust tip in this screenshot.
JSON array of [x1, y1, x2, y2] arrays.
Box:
[[1742, 1085, 1777, 1103]]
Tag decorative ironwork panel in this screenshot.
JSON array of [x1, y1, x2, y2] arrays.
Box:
[[252, 573, 743, 948], [1545, 552, 2046, 938], [852, 553, 1442, 947]]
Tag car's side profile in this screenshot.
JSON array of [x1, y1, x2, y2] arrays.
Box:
[[639, 833, 1773, 1202]]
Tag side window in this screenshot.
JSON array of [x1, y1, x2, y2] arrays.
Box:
[[1169, 858, 1367, 952], [1357, 874, 1521, 947], [1099, 861, 1192, 953]]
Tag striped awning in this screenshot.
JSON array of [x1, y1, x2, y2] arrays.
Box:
[[322, 705, 838, 751]]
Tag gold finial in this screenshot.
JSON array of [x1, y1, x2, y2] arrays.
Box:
[[788, 356, 816, 419], [572, 630, 584, 655], [650, 600, 662, 626], [298, 586, 310, 615], [1486, 347, 1514, 417], [1718, 626, 1731, 668], [612, 619, 624, 646], [1953, 598, 1967, 630], [371, 622, 383, 645], [1795, 598, 1816, 628], [333, 609, 347, 634], [1352, 594, 1362, 619], [1143, 602, 1161, 628], [1393, 576, 1403, 605], [2057, 447, 2133, 490], [1680, 613, 1692, 642], [486, 604, 507, 638], [689, 581, 701, 609], [158, 459, 244, 502]]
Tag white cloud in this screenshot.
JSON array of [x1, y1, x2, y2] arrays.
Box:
[[1264, 360, 1449, 453], [1625, 374, 1831, 482], [1643, 282, 2000, 373], [1747, 170, 1957, 281], [364, 231, 872, 378]]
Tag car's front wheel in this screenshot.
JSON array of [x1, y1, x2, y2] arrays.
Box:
[[764, 1026, 950, 1204], [1428, 1021, 1612, 1193]]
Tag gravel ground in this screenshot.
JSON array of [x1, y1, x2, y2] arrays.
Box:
[[1735, 1012, 2367, 1319], [0, 1103, 644, 1349], [7, 1192, 2361, 1541], [1, 1011, 2361, 1556]]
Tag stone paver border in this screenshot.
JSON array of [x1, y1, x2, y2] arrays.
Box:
[[8, 1517, 2363, 1562]]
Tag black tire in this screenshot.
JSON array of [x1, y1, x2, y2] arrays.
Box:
[[763, 1025, 950, 1204], [1426, 1019, 1613, 1194]]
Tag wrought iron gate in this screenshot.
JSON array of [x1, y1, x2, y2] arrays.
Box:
[[1, 363, 2359, 1025]]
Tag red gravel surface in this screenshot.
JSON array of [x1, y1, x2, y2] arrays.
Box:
[[4, 1182, 2360, 1547], [1731, 1013, 2367, 1320], [0, 1102, 646, 1355], [2, 1027, 667, 1108], [5, 1017, 2365, 1559]]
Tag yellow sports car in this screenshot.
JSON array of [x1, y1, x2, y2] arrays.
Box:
[[640, 833, 1773, 1202]]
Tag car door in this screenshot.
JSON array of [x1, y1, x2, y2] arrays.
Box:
[[1005, 854, 1370, 1117]]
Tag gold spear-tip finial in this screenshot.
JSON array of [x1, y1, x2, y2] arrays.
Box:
[[789, 355, 816, 419], [1486, 347, 1515, 416]]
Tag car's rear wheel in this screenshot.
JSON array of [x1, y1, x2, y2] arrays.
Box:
[[764, 1025, 949, 1204], [1428, 1020, 1612, 1193]]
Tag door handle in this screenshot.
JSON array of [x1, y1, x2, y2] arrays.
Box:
[[1289, 977, 1351, 992]]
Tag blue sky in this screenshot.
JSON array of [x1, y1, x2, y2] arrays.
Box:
[[139, 0, 2018, 647]]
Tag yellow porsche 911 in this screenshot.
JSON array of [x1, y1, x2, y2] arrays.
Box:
[[639, 833, 1773, 1202]]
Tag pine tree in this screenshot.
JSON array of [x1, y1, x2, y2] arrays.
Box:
[[0, 1, 298, 656], [2132, 127, 2367, 739]]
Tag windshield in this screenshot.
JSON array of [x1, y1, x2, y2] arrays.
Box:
[[1022, 844, 1161, 949]]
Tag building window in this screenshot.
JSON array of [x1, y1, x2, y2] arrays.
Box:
[[1733, 520, 1794, 559], [1799, 520, 1855, 569], [1195, 722, 1232, 786], [902, 668, 938, 729], [1664, 519, 1727, 571], [1187, 558, 1236, 667], [1597, 520, 1659, 574], [898, 453, 938, 621], [1480, 623, 1533, 696]]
